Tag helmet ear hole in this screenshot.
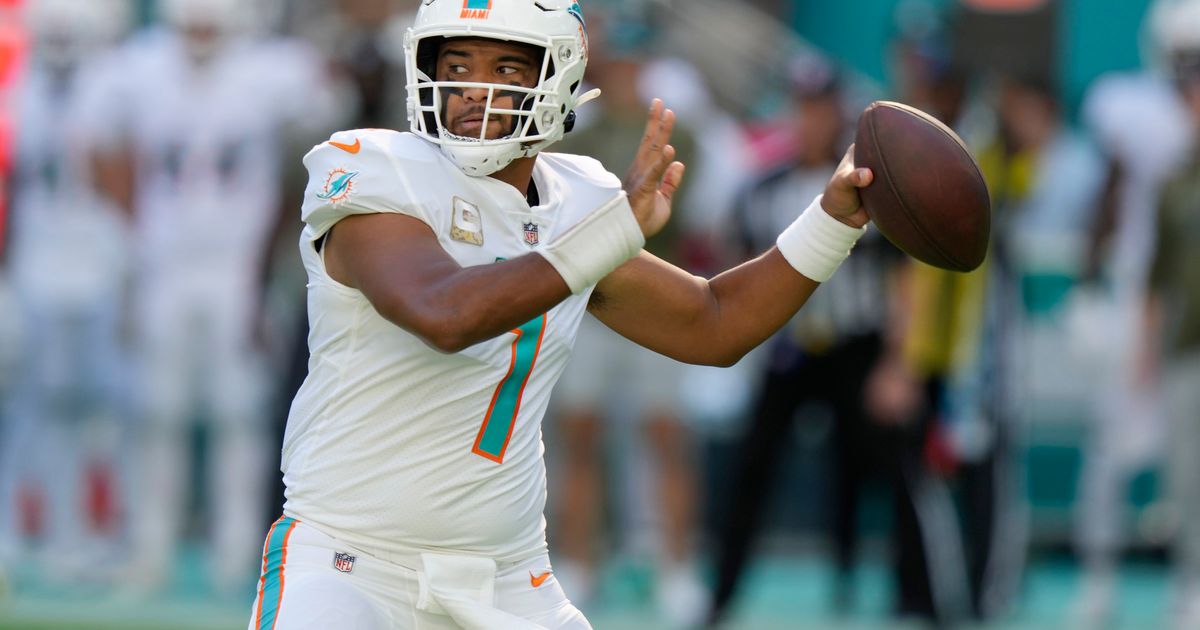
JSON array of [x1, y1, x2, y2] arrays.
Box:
[[563, 111, 577, 133], [416, 37, 443, 78]]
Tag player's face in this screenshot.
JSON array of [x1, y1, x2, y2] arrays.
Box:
[[180, 22, 221, 61], [435, 38, 541, 140]]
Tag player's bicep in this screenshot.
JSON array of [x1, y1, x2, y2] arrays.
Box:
[[588, 251, 716, 362], [325, 212, 461, 324]]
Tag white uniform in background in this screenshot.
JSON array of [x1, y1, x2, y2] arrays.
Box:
[[1073, 3, 1200, 626], [253, 129, 606, 628], [84, 22, 336, 588], [0, 0, 130, 581], [1072, 70, 1196, 620]]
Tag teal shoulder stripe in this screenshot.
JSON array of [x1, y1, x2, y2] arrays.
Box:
[[257, 517, 297, 630]]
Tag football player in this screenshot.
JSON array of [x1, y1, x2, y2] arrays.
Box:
[[84, 0, 338, 592], [250, 0, 872, 627], [1073, 0, 1200, 624], [0, 0, 132, 584]]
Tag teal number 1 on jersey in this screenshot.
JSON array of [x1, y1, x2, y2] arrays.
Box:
[[472, 313, 547, 463]]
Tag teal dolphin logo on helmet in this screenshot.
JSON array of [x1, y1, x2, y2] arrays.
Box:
[[567, 2, 585, 28]]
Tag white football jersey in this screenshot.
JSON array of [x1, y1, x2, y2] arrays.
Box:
[[78, 28, 336, 273], [8, 58, 129, 307], [1082, 72, 1196, 295], [282, 129, 623, 562]]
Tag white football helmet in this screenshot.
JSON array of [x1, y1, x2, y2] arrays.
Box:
[[161, 0, 242, 30], [27, 0, 131, 66], [1145, 0, 1200, 76], [404, 0, 598, 176], [161, 0, 258, 61]]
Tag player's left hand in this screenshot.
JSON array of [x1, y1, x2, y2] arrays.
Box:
[[624, 99, 686, 239], [821, 144, 872, 229]]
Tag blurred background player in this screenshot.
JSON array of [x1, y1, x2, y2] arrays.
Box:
[[1140, 18, 1200, 627], [84, 0, 338, 593], [1072, 0, 1199, 623], [854, 10, 980, 623], [707, 53, 909, 624], [942, 69, 1104, 622], [0, 0, 25, 601], [548, 7, 708, 625], [0, 0, 132, 587], [285, 0, 409, 130], [3, 0, 1200, 627]]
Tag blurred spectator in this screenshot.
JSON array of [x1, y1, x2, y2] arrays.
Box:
[[636, 56, 752, 276], [706, 53, 909, 625], [1072, 0, 1199, 623], [548, 10, 707, 626], [81, 0, 337, 593], [0, 0, 25, 600], [1141, 17, 1200, 628], [637, 55, 761, 543], [0, 0, 132, 587], [946, 72, 1103, 621], [858, 9, 983, 623], [284, 0, 408, 130]]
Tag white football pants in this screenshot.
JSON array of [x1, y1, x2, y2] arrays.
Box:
[[248, 518, 591, 630]]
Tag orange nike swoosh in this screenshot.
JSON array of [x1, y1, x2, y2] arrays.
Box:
[[329, 138, 361, 154], [530, 571, 552, 588]]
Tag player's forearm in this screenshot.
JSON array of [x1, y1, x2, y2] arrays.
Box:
[[91, 149, 136, 219], [592, 200, 862, 366], [592, 249, 819, 367], [378, 253, 571, 353], [697, 248, 820, 365], [675, 198, 867, 364]]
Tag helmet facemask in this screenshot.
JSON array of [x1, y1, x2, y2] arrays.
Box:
[[404, 0, 595, 177]]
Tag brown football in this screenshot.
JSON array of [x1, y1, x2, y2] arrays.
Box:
[[854, 101, 990, 272]]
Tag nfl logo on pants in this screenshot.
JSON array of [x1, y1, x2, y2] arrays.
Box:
[[333, 552, 356, 573]]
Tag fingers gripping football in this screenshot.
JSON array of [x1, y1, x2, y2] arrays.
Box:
[[820, 144, 873, 229]]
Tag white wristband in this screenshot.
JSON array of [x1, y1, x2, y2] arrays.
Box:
[[539, 191, 645, 294], [775, 194, 867, 283]]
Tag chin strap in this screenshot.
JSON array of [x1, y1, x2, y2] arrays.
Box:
[[575, 88, 602, 109], [563, 88, 602, 134]]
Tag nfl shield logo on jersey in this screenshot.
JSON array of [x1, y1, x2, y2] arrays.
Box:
[[523, 222, 540, 247], [333, 552, 356, 573]]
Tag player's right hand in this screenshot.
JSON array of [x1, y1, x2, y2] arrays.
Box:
[[821, 144, 872, 229], [623, 99, 685, 239]]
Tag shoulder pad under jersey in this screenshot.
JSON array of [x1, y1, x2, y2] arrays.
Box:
[[539, 151, 622, 192], [301, 129, 444, 236]]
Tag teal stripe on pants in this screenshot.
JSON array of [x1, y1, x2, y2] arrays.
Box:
[[257, 517, 297, 630]]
